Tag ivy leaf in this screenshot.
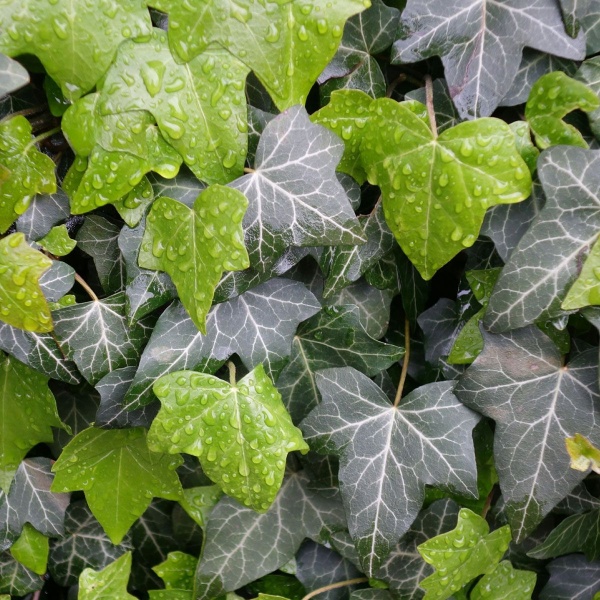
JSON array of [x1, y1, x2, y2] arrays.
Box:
[[195, 471, 346, 600], [0, 549, 41, 597], [0, 54, 28, 97], [62, 93, 182, 213], [576, 57, 600, 139], [540, 555, 600, 600], [0, 116, 56, 233], [179, 485, 222, 528], [16, 188, 70, 242], [52, 292, 152, 385], [48, 501, 134, 587], [152, 551, 196, 593], [276, 305, 404, 423], [485, 147, 600, 331], [0, 0, 151, 100], [525, 71, 599, 149], [10, 523, 49, 575], [566, 433, 600, 473], [99, 29, 249, 185], [301, 368, 480, 574], [562, 235, 600, 310], [150, 0, 369, 110], [79, 552, 135, 600], [232, 106, 364, 271], [148, 365, 308, 511], [51, 427, 183, 544], [0, 354, 67, 492], [126, 278, 319, 407], [469, 561, 536, 600], [417, 508, 511, 600], [391, 0, 585, 119], [0, 232, 54, 332], [139, 186, 249, 332], [38, 225, 76, 257], [455, 326, 600, 541], [318, 0, 401, 100]]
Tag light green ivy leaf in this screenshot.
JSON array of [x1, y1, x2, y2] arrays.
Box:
[[139, 186, 249, 333], [37, 225, 76, 257], [148, 365, 308, 511], [51, 427, 183, 544], [9, 523, 48, 575], [470, 561, 536, 600], [562, 235, 600, 310], [79, 551, 136, 600], [179, 485, 223, 528], [152, 551, 196, 593]]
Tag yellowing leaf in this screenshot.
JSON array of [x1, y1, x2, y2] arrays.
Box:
[[566, 433, 600, 474]]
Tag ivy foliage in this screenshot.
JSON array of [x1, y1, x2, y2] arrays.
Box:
[[3, 1, 600, 599]]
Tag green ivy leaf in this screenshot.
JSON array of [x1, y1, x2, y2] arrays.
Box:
[[62, 93, 182, 213], [0, 0, 152, 101], [9, 523, 48, 575], [149, 365, 308, 511], [152, 551, 196, 592], [525, 71, 599, 149], [470, 561, 536, 600], [151, 0, 369, 110], [565, 433, 600, 474], [0, 232, 54, 332], [79, 552, 136, 600], [509, 121, 539, 175], [37, 225, 76, 257], [0, 116, 56, 233], [0, 354, 67, 492], [562, 236, 600, 310], [51, 427, 183, 544], [455, 326, 600, 541], [139, 186, 249, 332], [99, 29, 249, 184], [179, 485, 222, 528], [417, 508, 511, 600], [301, 368, 481, 575]]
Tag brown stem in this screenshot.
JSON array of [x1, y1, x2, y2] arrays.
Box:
[[481, 486, 496, 519], [0, 105, 46, 124], [301, 578, 369, 600], [424, 75, 438, 139], [393, 317, 411, 408], [74, 273, 98, 302], [32, 590, 42, 600], [386, 73, 407, 98]]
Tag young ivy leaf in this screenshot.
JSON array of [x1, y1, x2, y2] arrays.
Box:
[[455, 326, 600, 542], [417, 508, 511, 600], [149, 0, 369, 110], [99, 29, 249, 185], [9, 523, 49, 575], [0, 233, 53, 332], [148, 365, 308, 512], [565, 433, 600, 474], [562, 236, 600, 310], [0, 116, 56, 233], [62, 93, 181, 213], [51, 428, 183, 544], [470, 561, 536, 600], [138, 186, 249, 333], [151, 551, 196, 594], [37, 225, 77, 257], [391, 0, 585, 119], [525, 71, 599, 149], [0, 0, 152, 101], [301, 368, 481, 575], [78, 552, 136, 600], [0, 354, 67, 492], [313, 91, 531, 279]]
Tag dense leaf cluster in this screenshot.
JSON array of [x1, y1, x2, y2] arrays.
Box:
[[2, 1, 600, 599]]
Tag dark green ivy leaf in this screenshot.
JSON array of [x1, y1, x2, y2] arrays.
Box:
[[0, 54, 28, 98], [539, 555, 600, 599]]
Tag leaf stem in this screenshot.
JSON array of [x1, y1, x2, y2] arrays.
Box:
[[424, 75, 438, 139], [393, 317, 411, 408], [386, 73, 406, 98], [300, 578, 369, 600], [228, 361, 237, 386], [74, 273, 98, 302], [0, 105, 47, 124], [32, 126, 61, 145], [244, 167, 255, 174]]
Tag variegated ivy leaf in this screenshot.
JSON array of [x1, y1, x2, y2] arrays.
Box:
[[51, 427, 183, 544], [525, 71, 599, 149], [195, 471, 346, 600], [99, 29, 249, 185], [301, 367, 481, 575], [455, 326, 600, 542], [312, 91, 531, 279], [0, 116, 56, 233], [139, 186, 249, 333], [125, 278, 319, 407], [231, 106, 364, 271], [318, 0, 401, 100], [0, 54, 28, 98], [78, 552, 135, 600], [277, 305, 404, 423], [485, 147, 600, 331], [0, 354, 67, 493], [149, 0, 369, 110], [391, 0, 586, 119], [62, 93, 181, 213], [52, 292, 153, 385], [0, 0, 152, 101], [148, 366, 308, 511]]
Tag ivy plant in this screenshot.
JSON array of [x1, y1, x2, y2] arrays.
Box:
[[3, 1, 600, 599]]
